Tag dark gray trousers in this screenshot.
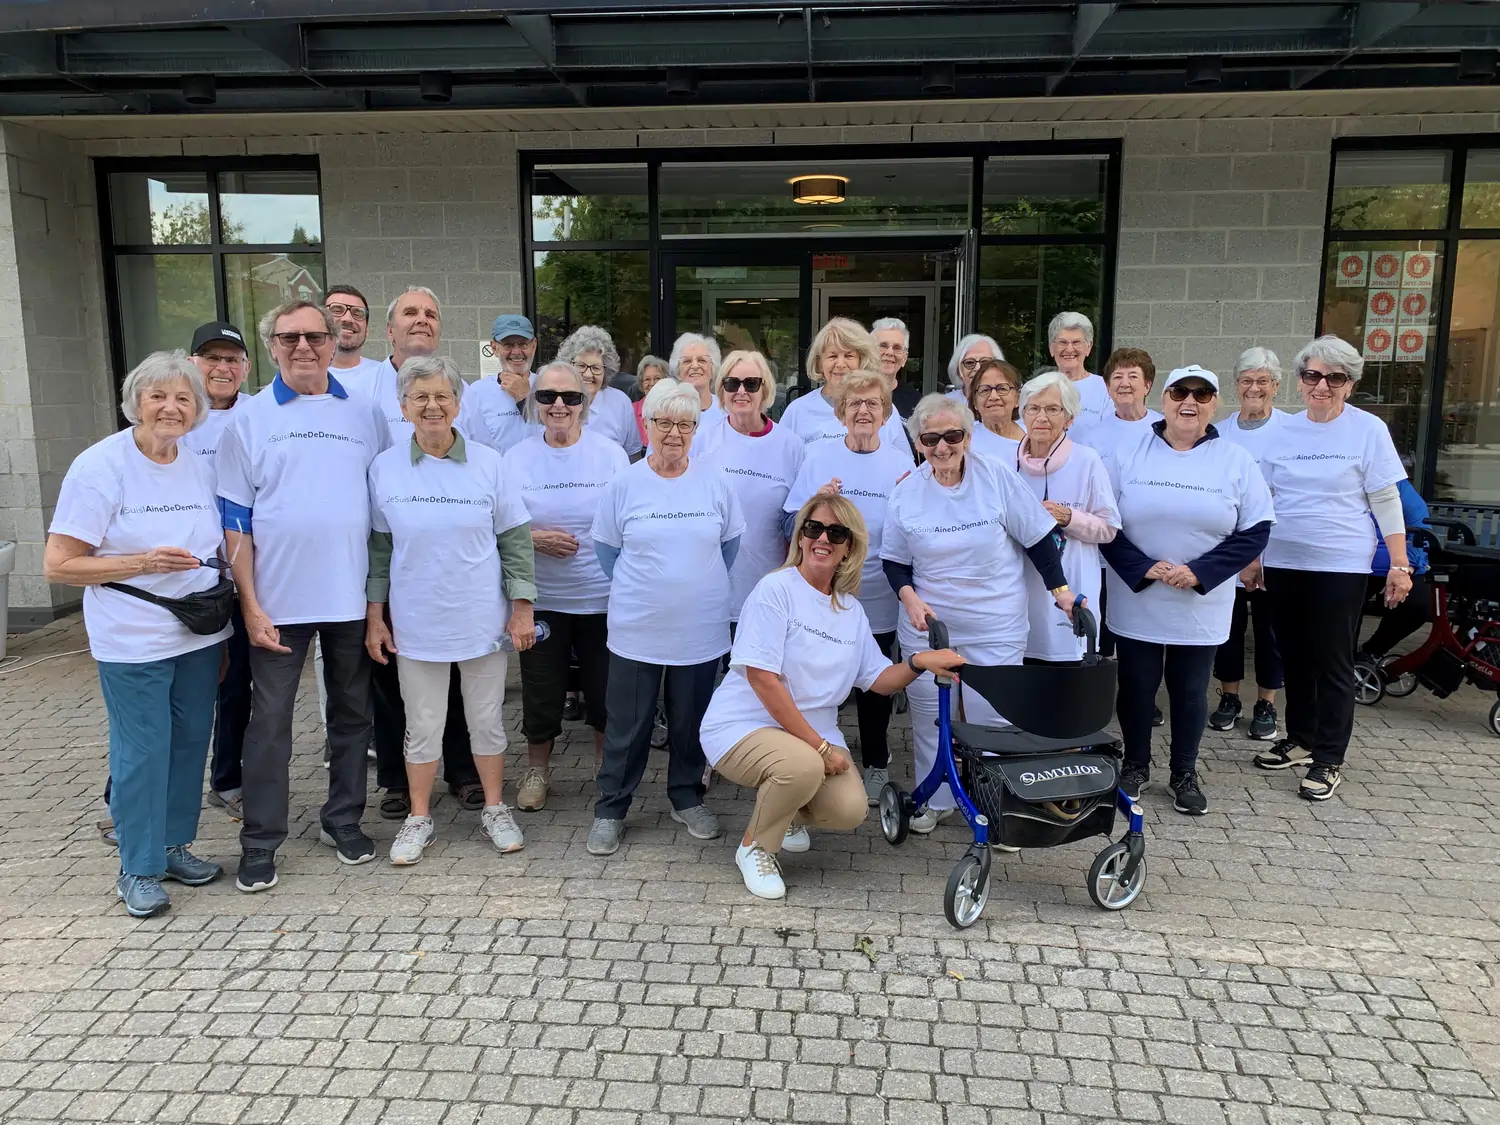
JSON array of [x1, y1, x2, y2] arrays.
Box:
[[594, 653, 717, 820]]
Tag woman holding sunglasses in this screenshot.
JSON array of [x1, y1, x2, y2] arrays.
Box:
[[503, 362, 631, 813], [702, 495, 966, 900], [588, 379, 746, 857], [1250, 336, 1410, 800], [964, 357, 1027, 463], [882, 394, 1075, 835], [1100, 366, 1275, 817]]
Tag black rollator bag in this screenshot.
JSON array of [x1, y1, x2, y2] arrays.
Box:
[[103, 576, 236, 636]]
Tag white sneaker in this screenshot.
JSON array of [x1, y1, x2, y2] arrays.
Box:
[[735, 842, 786, 900], [482, 804, 525, 854], [862, 767, 890, 807], [782, 823, 810, 853], [389, 816, 434, 865], [909, 807, 954, 835]]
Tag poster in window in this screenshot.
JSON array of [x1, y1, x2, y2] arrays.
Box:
[[1396, 326, 1429, 362], [1370, 250, 1403, 286], [1398, 289, 1431, 325], [1335, 250, 1368, 288], [1366, 288, 1398, 327], [1363, 326, 1394, 361], [1401, 250, 1436, 289]]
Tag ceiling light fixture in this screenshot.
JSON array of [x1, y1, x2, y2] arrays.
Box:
[[182, 74, 216, 105], [922, 62, 956, 95], [1185, 56, 1223, 88], [790, 174, 849, 205], [666, 68, 699, 99], [420, 71, 453, 103]]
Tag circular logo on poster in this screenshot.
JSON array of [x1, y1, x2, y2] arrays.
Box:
[[1369, 291, 1396, 317], [1397, 329, 1426, 356], [1402, 291, 1429, 319], [1405, 254, 1433, 282], [1372, 253, 1402, 282], [1340, 254, 1364, 278], [1366, 327, 1393, 353]]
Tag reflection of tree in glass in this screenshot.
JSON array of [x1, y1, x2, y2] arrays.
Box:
[[983, 197, 1103, 237], [533, 192, 646, 243], [534, 250, 651, 375], [1331, 186, 1448, 231]]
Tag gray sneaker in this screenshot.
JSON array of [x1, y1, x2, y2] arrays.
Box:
[[863, 767, 890, 807], [670, 804, 722, 840], [389, 816, 434, 866], [587, 817, 625, 856], [116, 873, 170, 918], [482, 804, 525, 854], [162, 845, 222, 886]]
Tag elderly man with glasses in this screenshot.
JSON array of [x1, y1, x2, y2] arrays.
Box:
[[462, 314, 539, 456]]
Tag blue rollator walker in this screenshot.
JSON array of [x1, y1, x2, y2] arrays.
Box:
[[878, 607, 1147, 929]]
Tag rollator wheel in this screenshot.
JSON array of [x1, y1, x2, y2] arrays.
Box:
[[1353, 655, 1385, 706], [944, 852, 990, 929], [1379, 656, 1418, 698], [1088, 841, 1146, 911], [1488, 699, 1500, 738], [878, 783, 910, 845]]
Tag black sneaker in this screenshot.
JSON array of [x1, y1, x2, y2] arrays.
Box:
[[1247, 700, 1279, 741], [236, 848, 278, 893], [1152, 706, 1165, 728], [1299, 764, 1342, 801], [1169, 771, 1208, 815], [1118, 764, 1149, 801], [562, 696, 584, 722], [1207, 692, 1241, 731], [318, 823, 376, 865], [1253, 738, 1312, 771]]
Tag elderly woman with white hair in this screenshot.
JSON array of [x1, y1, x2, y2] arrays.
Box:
[[670, 332, 727, 428], [1046, 311, 1110, 431], [555, 325, 643, 457], [782, 318, 909, 450], [945, 332, 1005, 403], [1208, 346, 1288, 742], [882, 393, 1075, 835], [588, 378, 746, 856], [1250, 336, 1411, 800], [365, 355, 539, 865], [44, 351, 233, 917], [1013, 371, 1120, 664]]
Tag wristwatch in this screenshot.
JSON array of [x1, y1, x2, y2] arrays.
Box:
[[907, 652, 923, 674]]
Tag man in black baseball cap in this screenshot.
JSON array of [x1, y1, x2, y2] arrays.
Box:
[[189, 321, 251, 415]]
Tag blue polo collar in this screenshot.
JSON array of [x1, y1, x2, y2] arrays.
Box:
[[271, 371, 349, 404]]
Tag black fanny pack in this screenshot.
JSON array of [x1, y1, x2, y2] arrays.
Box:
[[103, 576, 236, 636]]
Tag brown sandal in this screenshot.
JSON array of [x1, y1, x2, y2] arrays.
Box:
[[379, 790, 411, 820], [97, 818, 118, 847], [449, 781, 485, 811]]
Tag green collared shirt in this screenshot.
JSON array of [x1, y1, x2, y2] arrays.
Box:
[[410, 430, 467, 464]]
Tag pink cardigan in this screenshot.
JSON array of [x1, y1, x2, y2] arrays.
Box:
[[1015, 437, 1117, 545]]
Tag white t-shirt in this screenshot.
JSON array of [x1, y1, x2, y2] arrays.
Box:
[[1260, 406, 1405, 574], [784, 438, 913, 635], [460, 374, 531, 456], [699, 567, 891, 766], [1219, 409, 1286, 588], [504, 430, 629, 615], [585, 385, 645, 457], [969, 424, 1022, 466], [882, 454, 1058, 661], [216, 383, 389, 626], [1014, 443, 1120, 662], [1104, 429, 1276, 646], [591, 458, 746, 666], [779, 387, 912, 457], [369, 440, 530, 663], [49, 429, 231, 663], [333, 355, 388, 391], [1070, 408, 1163, 465], [1070, 374, 1111, 431], [699, 419, 805, 621], [345, 358, 411, 446], [178, 394, 250, 487]]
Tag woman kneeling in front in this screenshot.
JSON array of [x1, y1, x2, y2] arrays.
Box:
[[700, 496, 965, 900]]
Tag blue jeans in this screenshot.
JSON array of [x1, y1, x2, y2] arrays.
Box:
[[97, 644, 221, 877]]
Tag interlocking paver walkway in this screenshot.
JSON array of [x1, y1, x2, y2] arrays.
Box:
[[1, 615, 1498, 1124]]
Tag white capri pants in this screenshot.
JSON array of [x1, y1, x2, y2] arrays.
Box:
[[395, 651, 509, 765], [905, 638, 1021, 812]]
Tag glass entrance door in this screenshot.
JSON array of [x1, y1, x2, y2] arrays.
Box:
[[666, 255, 804, 403]]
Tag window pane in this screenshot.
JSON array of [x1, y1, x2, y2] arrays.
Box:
[[225, 253, 326, 391], [674, 263, 802, 398], [1461, 149, 1500, 228], [109, 172, 211, 245], [978, 244, 1105, 378], [1320, 239, 1443, 482], [660, 159, 970, 237], [1331, 150, 1451, 231], [115, 254, 217, 370], [983, 155, 1107, 235], [533, 250, 650, 376], [218, 170, 322, 246], [532, 164, 648, 242], [1437, 240, 1500, 502]]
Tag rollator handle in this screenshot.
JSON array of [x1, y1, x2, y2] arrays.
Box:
[[925, 615, 955, 686], [1072, 602, 1099, 656]]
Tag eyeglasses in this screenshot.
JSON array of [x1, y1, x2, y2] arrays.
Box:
[[917, 428, 966, 449], [977, 382, 1017, 397], [843, 397, 883, 414], [197, 353, 247, 369], [1298, 368, 1352, 389], [679, 356, 712, 368], [1237, 377, 1275, 389], [800, 518, 853, 546], [272, 331, 331, 348], [958, 357, 992, 373], [1165, 384, 1217, 403], [1022, 404, 1068, 419], [325, 302, 368, 321], [877, 342, 907, 353], [575, 362, 605, 377], [721, 376, 764, 394], [405, 392, 455, 407], [535, 389, 585, 406], [651, 418, 697, 435]]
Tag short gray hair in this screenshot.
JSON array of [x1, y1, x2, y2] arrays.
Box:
[[872, 317, 910, 347], [556, 324, 620, 373], [529, 360, 592, 424], [947, 333, 1005, 387], [668, 332, 722, 377], [637, 354, 669, 383], [1234, 346, 1283, 385], [907, 391, 973, 444], [642, 377, 701, 424], [120, 349, 210, 430], [386, 286, 442, 324], [397, 354, 465, 403], [1293, 335, 1362, 383], [1047, 310, 1095, 347], [1019, 370, 1083, 420], [258, 299, 338, 352]]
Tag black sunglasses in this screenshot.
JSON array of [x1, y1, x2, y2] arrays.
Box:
[[721, 376, 763, 393], [196, 556, 232, 570], [1165, 384, 1216, 403], [800, 518, 853, 546], [1298, 368, 1352, 389], [917, 428, 966, 449], [535, 389, 585, 406], [271, 331, 330, 348]]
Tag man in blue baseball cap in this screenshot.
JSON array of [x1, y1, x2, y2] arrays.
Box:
[[459, 313, 537, 455]]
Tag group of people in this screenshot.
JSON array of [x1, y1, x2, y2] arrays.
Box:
[[46, 284, 1415, 914]]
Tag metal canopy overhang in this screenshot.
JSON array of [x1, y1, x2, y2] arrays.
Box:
[[0, 1, 1496, 117]]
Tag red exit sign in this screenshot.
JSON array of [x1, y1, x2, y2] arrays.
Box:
[[812, 254, 851, 270]]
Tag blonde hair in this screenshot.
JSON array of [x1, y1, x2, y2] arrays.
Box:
[[781, 494, 868, 609], [714, 350, 777, 412], [833, 370, 893, 424], [805, 317, 880, 385]]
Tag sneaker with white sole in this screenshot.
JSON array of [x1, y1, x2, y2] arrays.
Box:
[[1254, 738, 1312, 771], [782, 823, 810, 853], [909, 807, 954, 835], [1299, 763, 1342, 801], [670, 804, 722, 840], [1247, 700, 1279, 741], [482, 804, 526, 854], [863, 767, 890, 807], [389, 816, 434, 865], [587, 817, 625, 856], [736, 842, 786, 900], [515, 767, 549, 811]]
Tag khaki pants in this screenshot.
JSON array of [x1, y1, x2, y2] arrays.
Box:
[[395, 651, 509, 765], [714, 727, 868, 853]]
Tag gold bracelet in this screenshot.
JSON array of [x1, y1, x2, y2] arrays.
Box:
[[816, 739, 833, 759]]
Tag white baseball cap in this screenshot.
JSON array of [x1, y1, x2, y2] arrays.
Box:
[[1162, 364, 1219, 392]]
